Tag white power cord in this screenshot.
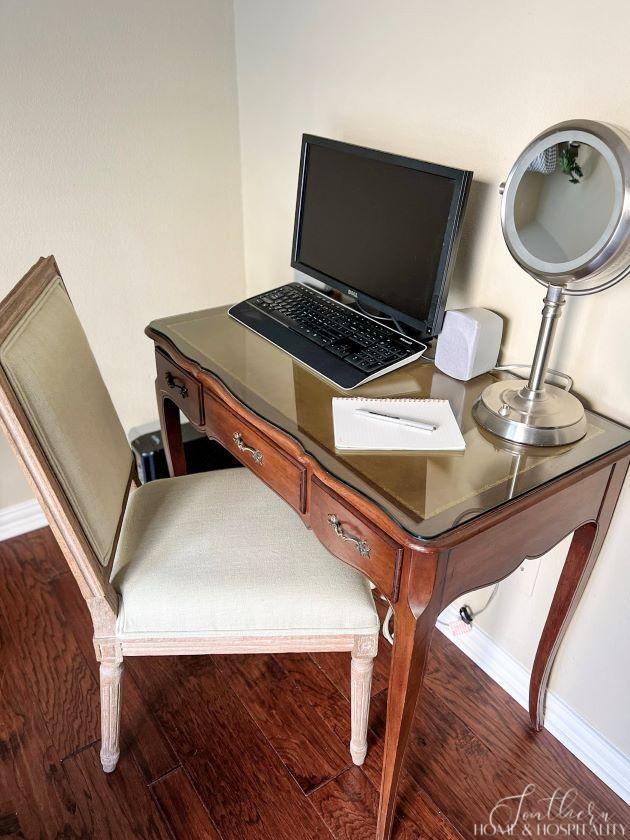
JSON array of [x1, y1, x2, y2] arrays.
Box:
[[494, 363, 573, 391], [382, 602, 395, 644]]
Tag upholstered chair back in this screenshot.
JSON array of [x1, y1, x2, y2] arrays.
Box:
[[0, 257, 133, 610]]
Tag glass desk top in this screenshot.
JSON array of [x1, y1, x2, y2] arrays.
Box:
[[149, 306, 630, 540]]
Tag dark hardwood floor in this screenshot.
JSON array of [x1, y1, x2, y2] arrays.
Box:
[[1, 527, 628, 839]]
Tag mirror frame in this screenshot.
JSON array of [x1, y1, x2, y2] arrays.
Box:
[[500, 119, 630, 286]]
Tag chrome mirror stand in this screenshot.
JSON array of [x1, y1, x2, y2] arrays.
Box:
[[473, 283, 587, 446]]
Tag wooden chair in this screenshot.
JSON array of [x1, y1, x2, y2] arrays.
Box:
[[0, 257, 380, 773]]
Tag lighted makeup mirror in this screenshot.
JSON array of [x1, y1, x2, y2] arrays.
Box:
[[473, 119, 630, 446]]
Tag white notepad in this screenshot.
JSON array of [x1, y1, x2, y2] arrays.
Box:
[[332, 398, 466, 452]]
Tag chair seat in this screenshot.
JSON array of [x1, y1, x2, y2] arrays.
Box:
[[110, 468, 380, 639]]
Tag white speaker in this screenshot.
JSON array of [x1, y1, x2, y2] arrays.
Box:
[[434, 308, 503, 381]]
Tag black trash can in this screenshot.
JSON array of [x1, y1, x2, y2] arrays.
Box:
[[130, 422, 240, 484]]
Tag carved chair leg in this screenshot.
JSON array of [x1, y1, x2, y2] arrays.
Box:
[[350, 633, 378, 766], [99, 657, 123, 773]]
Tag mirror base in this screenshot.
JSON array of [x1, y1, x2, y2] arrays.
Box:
[[473, 379, 587, 446]]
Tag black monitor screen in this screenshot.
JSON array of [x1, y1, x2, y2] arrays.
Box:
[[294, 141, 459, 327]]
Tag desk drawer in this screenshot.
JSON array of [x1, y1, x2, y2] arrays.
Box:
[[310, 477, 403, 601], [204, 392, 306, 513], [156, 349, 203, 427]]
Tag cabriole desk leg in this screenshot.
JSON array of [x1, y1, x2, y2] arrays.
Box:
[[157, 386, 187, 478], [376, 578, 442, 840], [529, 456, 629, 730]]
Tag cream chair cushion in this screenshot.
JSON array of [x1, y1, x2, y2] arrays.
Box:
[[110, 468, 380, 638], [0, 278, 133, 565]]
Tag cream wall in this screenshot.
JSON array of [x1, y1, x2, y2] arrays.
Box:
[[233, 0, 630, 753], [0, 439, 31, 507], [0, 0, 245, 503]]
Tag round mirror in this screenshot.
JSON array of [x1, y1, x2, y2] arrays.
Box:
[[501, 121, 630, 290], [514, 143, 616, 265]]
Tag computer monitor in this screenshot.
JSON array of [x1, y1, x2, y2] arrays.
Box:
[[291, 135, 472, 337]]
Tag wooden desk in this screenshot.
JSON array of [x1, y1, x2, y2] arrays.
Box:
[[147, 306, 630, 840]]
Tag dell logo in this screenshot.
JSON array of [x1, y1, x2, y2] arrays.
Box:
[[347, 289, 358, 298]]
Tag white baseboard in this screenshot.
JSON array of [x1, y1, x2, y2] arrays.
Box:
[[0, 498, 47, 541], [437, 605, 630, 806]]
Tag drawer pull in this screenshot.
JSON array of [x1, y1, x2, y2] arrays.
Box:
[[327, 514, 370, 557], [165, 371, 189, 399], [233, 432, 264, 465]]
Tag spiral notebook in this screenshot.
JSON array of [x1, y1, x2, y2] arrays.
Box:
[[332, 398, 466, 452]]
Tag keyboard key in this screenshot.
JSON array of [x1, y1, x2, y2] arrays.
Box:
[[354, 357, 383, 372], [328, 340, 356, 358]]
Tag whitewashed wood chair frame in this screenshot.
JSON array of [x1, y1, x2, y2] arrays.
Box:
[[0, 257, 379, 773]]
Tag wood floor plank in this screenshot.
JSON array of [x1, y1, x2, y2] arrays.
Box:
[[310, 640, 389, 702], [310, 767, 378, 840], [128, 654, 332, 840], [390, 774, 464, 840], [363, 687, 517, 834], [0, 805, 22, 837], [52, 571, 179, 783], [426, 630, 630, 823], [0, 534, 99, 760], [278, 652, 353, 745], [364, 685, 630, 837], [63, 742, 172, 839], [0, 528, 67, 583], [0, 615, 88, 838], [150, 767, 221, 839], [278, 652, 382, 767], [216, 653, 352, 793], [311, 765, 462, 840]]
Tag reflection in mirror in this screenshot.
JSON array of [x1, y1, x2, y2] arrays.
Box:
[[514, 142, 616, 264]]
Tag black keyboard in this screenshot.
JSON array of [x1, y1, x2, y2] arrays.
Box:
[[228, 283, 426, 390]]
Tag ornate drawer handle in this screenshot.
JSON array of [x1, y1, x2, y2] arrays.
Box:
[[233, 432, 264, 465], [165, 371, 188, 399], [327, 514, 371, 557]]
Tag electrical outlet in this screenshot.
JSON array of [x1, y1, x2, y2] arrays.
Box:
[[516, 557, 541, 597]]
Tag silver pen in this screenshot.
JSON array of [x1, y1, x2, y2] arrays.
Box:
[[354, 408, 437, 433]]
